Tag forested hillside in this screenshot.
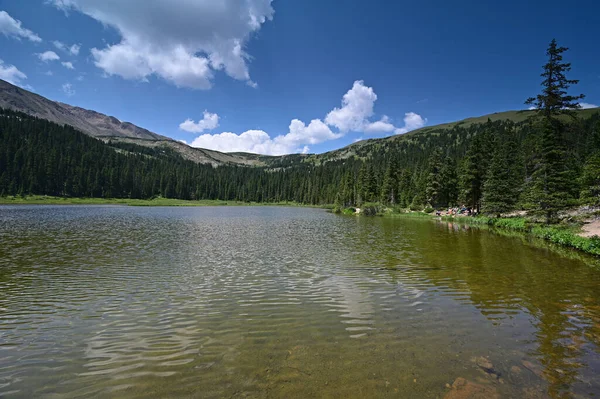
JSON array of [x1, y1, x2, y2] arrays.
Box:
[[1, 40, 599, 223], [2, 105, 599, 210]]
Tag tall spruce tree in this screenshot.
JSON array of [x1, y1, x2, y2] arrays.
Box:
[[439, 156, 458, 207], [425, 149, 443, 208], [579, 151, 600, 205], [525, 39, 584, 223], [482, 131, 524, 216], [380, 163, 395, 205], [458, 132, 491, 212]]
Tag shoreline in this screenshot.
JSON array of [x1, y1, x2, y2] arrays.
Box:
[[396, 212, 600, 258], [0, 196, 327, 208], [3, 196, 598, 258], [334, 205, 600, 258]]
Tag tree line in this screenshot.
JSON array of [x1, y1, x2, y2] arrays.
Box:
[[1, 40, 599, 223]]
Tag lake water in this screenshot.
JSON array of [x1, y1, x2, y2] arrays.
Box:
[[1, 206, 599, 398]]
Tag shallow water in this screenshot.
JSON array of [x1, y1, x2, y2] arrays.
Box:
[[1, 206, 599, 398]]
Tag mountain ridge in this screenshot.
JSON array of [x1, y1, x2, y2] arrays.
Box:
[[1, 79, 598, 167], [0, 79, 266, 166]]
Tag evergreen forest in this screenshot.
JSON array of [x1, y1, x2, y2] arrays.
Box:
[[1, 40, 600, 223]]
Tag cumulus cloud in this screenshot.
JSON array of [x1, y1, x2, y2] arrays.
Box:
[[364, 115, 396, 133], [579, 102, 598, 109], [61, 61, 75, 69], [62, 83, 75, 96], [0, 11, 42, 42], [191, 130, 278, 154], [49, 0, 274, 89], [0, 59, 30, 88], [190, 119, 339, 156], [323, 80, 426, 135], [179, 111, 220, 133], [325, 81, 377, 132], [37, 51, 60, 62], [53, 40, 81, 55], [277, 119, 341, 148], [186, 80, 426, 154], [395, 112, 427, 134]]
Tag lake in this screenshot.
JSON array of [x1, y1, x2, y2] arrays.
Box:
[[1, 206, 599, 398]]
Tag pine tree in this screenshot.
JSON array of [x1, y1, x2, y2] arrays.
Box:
[[439, 156, 458, 207], [458, 132, 491, 212], [360, 163, 377, 203], [397, 168, 414, 208], [526, 39, 584, 223], [579, 151, 600, 205], [526, 39, 585, 118], [482, 132, 523, 216], [380, 162, 396, 205], [425, 149, 443, 207]]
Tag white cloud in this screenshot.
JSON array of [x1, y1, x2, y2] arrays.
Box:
[[44, 70, 53, 76], [276, 119, 341, 148], [186, 80, 426, 154], [49, 0, 274, 89], [37, 51, 60, 62], [323, 80, 426, 135], [364, 115, 396, 133], [579, 102, 598, 109], [62, 83, 75, 96], [189, 119, 339, 156], [53, 40, 81, 55], [61, 61, 75, 70], [179, 111, 220, 133], [0, 11, 42, 42], [69, 44, 80, 55], [395, 112, 427, 134], [325, 80, 377, 132], [191, 130, 279, 154], [528, 106, 536, 110], [0, 59, 30, 88]]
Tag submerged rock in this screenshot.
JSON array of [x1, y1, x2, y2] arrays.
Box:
[[444, 377, 499, 399], [522, 360, 545, 379], [474, 357, 493, 371], [472, 356, 500, 380]]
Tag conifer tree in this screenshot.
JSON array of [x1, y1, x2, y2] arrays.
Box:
[[439, 156, 458, 207], [425, 149, 443, 207], [579, 151, 600, 205], [482, 132, 523, 216], [380, 162, 397, 205], [458, 132, 491, 212], [526, 39, 584, 223]]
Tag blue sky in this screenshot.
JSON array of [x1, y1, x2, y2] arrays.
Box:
[[0, 0, 598, 155]]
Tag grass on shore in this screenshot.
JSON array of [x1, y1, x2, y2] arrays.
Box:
[[439, 215, 600, 257], [334, 204, 600, 257], [0, 195, 319, 208]]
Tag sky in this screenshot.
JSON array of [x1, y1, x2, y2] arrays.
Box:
[[0, 0, 598, 155]]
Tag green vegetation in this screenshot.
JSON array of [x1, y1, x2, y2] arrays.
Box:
[[439, 215, 600, 257], [1, 39, 599, 245], [0, 195, 313, 207]]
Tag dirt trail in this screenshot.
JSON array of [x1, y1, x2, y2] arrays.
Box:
[[580, 219, 600, 238]]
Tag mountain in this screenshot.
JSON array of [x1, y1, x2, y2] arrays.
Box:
[[2, 79, 598, 169], [2, 92, 600, 212], [308, 108, 600, 164], [0, 79, 264, 167]]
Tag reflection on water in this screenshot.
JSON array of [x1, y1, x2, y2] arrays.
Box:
[[1, 206, 599, 398]]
